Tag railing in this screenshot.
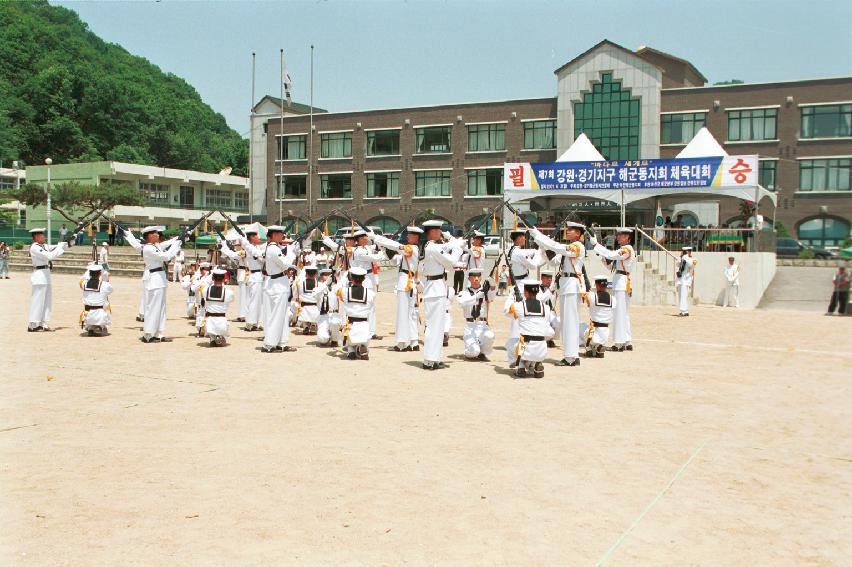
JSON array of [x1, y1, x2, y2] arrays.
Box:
[[593, 226, 762, 253], [141, 200, 249, 213]]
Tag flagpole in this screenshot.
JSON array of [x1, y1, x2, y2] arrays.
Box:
[[309, 44, 314, 219], [249, 51, 255, 223], [279, 48, 284, 225]]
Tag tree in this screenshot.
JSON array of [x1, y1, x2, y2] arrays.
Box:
[[8, 180, 144, 222]]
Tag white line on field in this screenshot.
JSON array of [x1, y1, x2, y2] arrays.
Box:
[[636, 338, 852, 358], [594, 442, 706, 567]]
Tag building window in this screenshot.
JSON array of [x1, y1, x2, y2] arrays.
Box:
[[366, 130, 400, 156], [276, 175, 307, 199], [140, 182, 170, 205], [573, 73, 639, 160], [415, 126, 451, 153], [727, 108, 777, 141], [320, 132, 352, 158], [797, 217, 850, 247], [320, 174, 352, 199], [758, 160, 777, 191], [205, 188, 232, 208], [415, 170, 451, 197], [278, 135, 306, 160], [523, 119, 556, 150], [233, 191, 249, 210], [661, 112, 706, 144], [800, 104, 852, 139], [466, 169, 503, 196], [366, 172, 399, 198], [467, 124, 505, 152], [799, 158, 851, 192], [366, 216, 401, 234]]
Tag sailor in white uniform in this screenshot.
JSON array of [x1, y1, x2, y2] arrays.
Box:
[[237, 226, 266, 331], [724, 256, 740, 308], [539, 269, 561, 347], [172, 248, 185, 282], [420, 220, 464, 370], [351, 229, 387, 338], [462, 230, 487, 278], [583, 276, 615, 358], [320, 231, 356, 289], [295, 266, 325, 334], [217, 238, 249, 321], [589, 227, 636, 351], [191, 262, 213, 336], [261, 225, 299, 353], [121, 227, 148, 322], [504, 229, 546, 365], [80, 263, 113, 336], [202, 267, 235, 347], [140, 225, 182, 342], [180, 261, 199, 318], [529, 223, 587, 367], [456, 268, 497, 361], [27, 227, 68, 331], [316, 268, 342, 347], [337, 266, 375, 360], [370, 226, 423, 351], [505, 279, 554, 379], [676, 246, 697, 316]]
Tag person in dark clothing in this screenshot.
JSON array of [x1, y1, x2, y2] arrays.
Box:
[[827, 266, 850, 315]]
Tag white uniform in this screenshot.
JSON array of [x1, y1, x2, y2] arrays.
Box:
[[218, 243, 249, 319], [317, 280, 342, 345], [539, 285, 561, 341], [262, 241, 298, 348], [172, 250, 185, 281], [98, 246, 109, 270], [505, 244, 546, 363], [505, 297, 554, 370], [180, 271, 199, 318], [594, 243, 636, 347], [724, 263, 740, 307], [584, 290, 615, 353], [142, 239, 182, 339], [338, 284, 376, 351], [421, 240, 463, 364], [676, 255, 697, 314], [456, 282, 497, 359], [203, 284, 235, 341], [123, 230, 148, 319], [81, 276, 114, 332], [373, 235, 420, 349], [191, 272, 213, 333], [529, 229, 586, 362], [28, 241, 67, 329], [295, 277, 327, 326], [321, 236, 352, 285], [238, 236, 266, 328], [352, 244, 386, 336]]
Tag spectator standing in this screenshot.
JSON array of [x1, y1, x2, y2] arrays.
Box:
[[827, 266, 849, 315], [723, 256, 740, 307], [0, 241, 9, 278], [59, 224, 68, 244]]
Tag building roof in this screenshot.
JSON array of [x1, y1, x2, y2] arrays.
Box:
[[635, 45, 707, 84], [253, 95, 327, 115], [554, 39, 639, 76]]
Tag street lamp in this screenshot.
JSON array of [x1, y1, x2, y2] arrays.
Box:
[[45, 158, 52, 245]]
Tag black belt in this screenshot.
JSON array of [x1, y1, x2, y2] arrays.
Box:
[[559, 272, 579, 278], [426, 274, 446, 281], [84, 305, 103, 311], [188, 291, 195, 297], [250, 269, 262, 273], [616, 270, 629, 276], [300, 301, 316, 306], [33, 265, 49, 270], [515, 272, 528, 280], [269, 273, 285, 279], [521, 335, 545, 342], [149, 267, 164, 273], [466, 317, 487, 322], [591, 322, 609, 327], [206, 312, 226, 317], [348, 316, 367, 323]]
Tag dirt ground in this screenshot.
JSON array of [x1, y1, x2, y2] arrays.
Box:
[[1, 272, 850, 566]]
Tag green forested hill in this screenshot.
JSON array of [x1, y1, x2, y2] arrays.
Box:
[[0, 0, 247, 174]]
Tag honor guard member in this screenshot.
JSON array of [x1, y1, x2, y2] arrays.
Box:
[[122, 227, 148, 322], [27, 227, 68, 331], [316, 268, 342, 347], [217, 238, 249, 322], [676, 246, 697, 316], [504, 228, 545, 365], [237, 224, 266, 331], [203, 268, 235, 347], [589, 227, 636, 351], [529, 223, 587, 367], [140, 225, 182, 343], [80, 263, 113, 336], [261, 225, 299, 353], [456, 268, 497, 361], [352, 228, 387, 338], [505, 279, 553, 379], [583, 276, 615, 358], [420, 220, 464, 370], [180, 261, 199, 318], [724, 256, 740, 308], [463, 230, 487, 277], [370, 226, 423, 352], [172, 248, 185, 282], [337, 266, 375, 360], [191, 262, 213, 336], [295, 266, 325, 334], [320, 231, 356, 285], [539, 269, 561, 347]]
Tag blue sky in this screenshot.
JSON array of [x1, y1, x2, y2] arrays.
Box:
[[56, 0, 852, 136]]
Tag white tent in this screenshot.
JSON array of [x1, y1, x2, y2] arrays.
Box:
[[556, 132, 605, 162]]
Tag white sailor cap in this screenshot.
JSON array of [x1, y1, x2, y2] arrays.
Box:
[[349, 266, 368, 276], [266, 225, 286, 233], [318, 268, 333, 275], [200, 262, 212, 269], [471, 230, 486, 238], [682, 246, 693, 251], [141, 225, 166, 235], [510, 228, 527, 237], [540, 269, 555, 277], [212, 267, 227, 276], [29, 227, 47, 234], [304, 265, 318, 272], [86, 263, 102, 272], [405, 226, 424, 234], [352, 229, 368, 238], [521, 278, 541, 287], [422, 220, 444, 229], [616, 227, 634, 234], [565, 221, 586, 229], [594, 275, 609, 283], [467, 268, 484, 276], [101, 242, 109, 246], [341, 232, 355, 239]]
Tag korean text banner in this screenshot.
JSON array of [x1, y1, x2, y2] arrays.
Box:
[[503, 156, 759, 192]]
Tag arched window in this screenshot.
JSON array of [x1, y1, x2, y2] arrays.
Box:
[[281, 217, 307, 236], [797, 216, 850, 247], [573, 72, 640, 160], [324, 216, 349, 235], [366, 216, 401, 235], [674, 211, 699, 227]]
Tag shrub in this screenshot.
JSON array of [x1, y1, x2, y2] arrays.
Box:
[[798, 249, 815, 259]]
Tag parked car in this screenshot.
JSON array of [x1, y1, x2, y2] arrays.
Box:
[[483, 236, 504, 258], [776, 238, 836, 259]]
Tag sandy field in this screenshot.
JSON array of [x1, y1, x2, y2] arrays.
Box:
[[1, 272, 850, 566]]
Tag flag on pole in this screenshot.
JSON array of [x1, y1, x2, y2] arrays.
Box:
[[281, 52, 293, 103], [654, 202, 664, 241]]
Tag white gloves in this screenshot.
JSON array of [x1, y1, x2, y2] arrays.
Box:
[[587, 235, 598, 247]]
